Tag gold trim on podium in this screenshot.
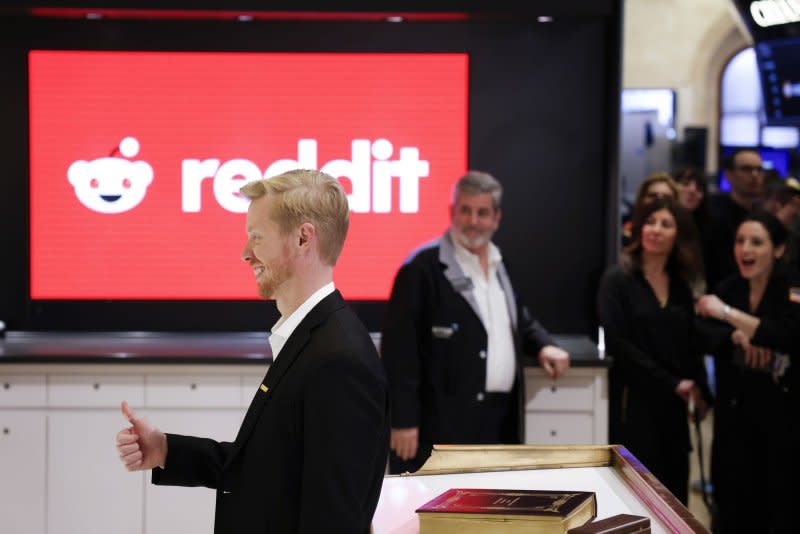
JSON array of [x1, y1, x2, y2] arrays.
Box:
[[386, 444, 710, 534], [407, 444, 611, 475]]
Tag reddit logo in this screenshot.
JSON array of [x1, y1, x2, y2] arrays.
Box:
[[67, 137, 154, 214]]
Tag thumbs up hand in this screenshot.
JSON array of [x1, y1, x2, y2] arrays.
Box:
[[116, 400, 168, 471]]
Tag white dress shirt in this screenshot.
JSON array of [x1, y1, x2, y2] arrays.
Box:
[[451, 234, 516, 392], [268, 282, 336, 360]]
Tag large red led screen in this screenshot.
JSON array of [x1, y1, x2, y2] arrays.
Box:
[[29, 51, 468, 300]]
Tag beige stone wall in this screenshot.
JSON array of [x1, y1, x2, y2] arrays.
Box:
[[623, 0, 752, 171]]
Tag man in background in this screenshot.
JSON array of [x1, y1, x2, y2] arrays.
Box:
[[705, 148, 765, 290], [115, 169, 389, 533], [381, 170, 569, 474], [763, 175, 800, 268]]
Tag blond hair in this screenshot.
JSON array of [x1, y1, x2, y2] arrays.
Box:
[[240, 169, 349, 266]]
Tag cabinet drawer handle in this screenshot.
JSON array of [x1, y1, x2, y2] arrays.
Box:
[[550, 385, 557, 393], [550, 430, 557, 437], [93, 383, 101, 390], [2, 427, 9, 435], [190, 383, 197, 390], [3, 383, 9, 390]]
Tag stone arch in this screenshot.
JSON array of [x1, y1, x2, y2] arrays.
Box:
[[687, 11, 751, 172]]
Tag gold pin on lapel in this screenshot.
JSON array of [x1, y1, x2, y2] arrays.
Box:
[[260, 384, 269, 393]]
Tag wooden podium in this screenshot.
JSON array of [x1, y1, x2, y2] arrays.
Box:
[[373, 445, 709, 534]]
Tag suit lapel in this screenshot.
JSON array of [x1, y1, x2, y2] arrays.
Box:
[[227, 290, 346, 464], [439, 232, 484, 324], [440, 231, 519, 335], [496, 261, 518, 331]]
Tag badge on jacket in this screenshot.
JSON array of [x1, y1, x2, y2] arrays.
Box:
[[431, 324, 459, 339], [451, 277, 474, 292]]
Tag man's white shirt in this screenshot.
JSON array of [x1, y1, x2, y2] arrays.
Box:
[[269, 282, 335, 360], [451, 233, 516, 392]]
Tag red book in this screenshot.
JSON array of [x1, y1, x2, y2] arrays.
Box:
[[416, 488, 597, 534]]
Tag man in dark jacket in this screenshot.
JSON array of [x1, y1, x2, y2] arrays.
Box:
[[115, 169, 390, 533], [705, 148, 765, 290], [381, 170, 569, 474]]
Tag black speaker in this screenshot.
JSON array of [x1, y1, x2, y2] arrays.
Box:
[[674, 126, 708, 170]]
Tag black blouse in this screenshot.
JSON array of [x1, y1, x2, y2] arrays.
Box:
[[598, 265, 710, 399], [704, 267, 800, 397]]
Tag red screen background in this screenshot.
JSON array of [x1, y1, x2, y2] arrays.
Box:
[[29, 51, 468, 300]]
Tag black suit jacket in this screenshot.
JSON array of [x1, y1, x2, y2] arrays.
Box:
[[151, 291, 390, 534], [705, 193, 749, 290], [380, 232, 555, 472]]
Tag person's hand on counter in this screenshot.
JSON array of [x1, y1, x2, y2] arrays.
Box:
[[537, 344, 570, 380]]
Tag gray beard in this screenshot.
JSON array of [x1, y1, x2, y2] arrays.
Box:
[[452, 228, 492, 250]]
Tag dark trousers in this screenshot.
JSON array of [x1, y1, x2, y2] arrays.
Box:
[[712, 383, 796, 534], [611, 385, 691, 505], [389, 391, 515, 474]]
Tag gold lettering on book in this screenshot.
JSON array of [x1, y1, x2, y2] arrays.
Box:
[[492, 497, 520, 506]]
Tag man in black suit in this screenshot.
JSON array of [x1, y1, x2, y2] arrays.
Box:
[[115, 169, 390, 533], [705, 148, 765, 290], [381, 170, 570, 474]]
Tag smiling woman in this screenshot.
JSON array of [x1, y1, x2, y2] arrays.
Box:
[[695, 209, 799, 534], [597, 198, 711, 505]]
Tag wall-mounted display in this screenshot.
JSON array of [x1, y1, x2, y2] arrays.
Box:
[[28, 50, 468, 300]]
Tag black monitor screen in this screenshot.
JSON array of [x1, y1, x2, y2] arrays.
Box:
[[756, 38, 800, 125]]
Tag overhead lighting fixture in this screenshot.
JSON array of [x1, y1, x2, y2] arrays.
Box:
[[537, 16, 554, 23], [751, 0, 800, 28], [386, 16, 404, 23], [85, 12, 103, 20], [237, 15, 254, 22]]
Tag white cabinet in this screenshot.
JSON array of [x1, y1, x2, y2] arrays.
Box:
[[0, 364, 264, 534], [145, 375, 241, 408], [142, 374, 249, 534], [0, 375, 47, 406], [0, 411, 47, 534], [45, 375, 146, 534], [47, 411, 144, 534], [525, 412, 595, 444], [525, 375, 595, 411], [0, 374, 47, 534], [523, 367, 608, 445], [143, 410, 244, 534], [0, 362, 607, 533], [49, 374, 144, 407]]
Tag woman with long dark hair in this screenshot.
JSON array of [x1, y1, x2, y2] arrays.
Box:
[[696, 210, 798, 534], [598, 198, 711, 504], [621, 172, 678, 247], [674, 167, 709, 236]]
